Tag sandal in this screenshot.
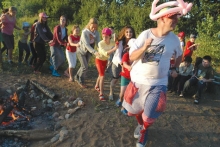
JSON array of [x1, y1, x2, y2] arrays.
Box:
[[95, 86, 100, 93], [99, 94, 106, 101]]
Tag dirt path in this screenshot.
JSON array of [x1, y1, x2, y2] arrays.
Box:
[[0, 65, 220, 147]]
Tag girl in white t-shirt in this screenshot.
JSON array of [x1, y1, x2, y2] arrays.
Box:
[[65, 25, 80, 82], [109, 26, 136, 100]]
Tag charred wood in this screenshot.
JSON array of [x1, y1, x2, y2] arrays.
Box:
[[30, 80, 57, 99]]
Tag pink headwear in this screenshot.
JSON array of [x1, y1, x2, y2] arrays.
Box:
[[39, 12, 49, 18], [149, 0, 193, 21], [102, 28, 112, 36]]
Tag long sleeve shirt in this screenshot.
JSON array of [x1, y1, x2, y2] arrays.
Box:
[[77, 29, 100, 55], [34, 22, 53, 44], [179, 62, 193, 76], [97, 40, 115, 61], [49, 25, 68, 47]]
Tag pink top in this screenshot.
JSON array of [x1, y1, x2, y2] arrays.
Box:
[[1, 14, 16, 35]]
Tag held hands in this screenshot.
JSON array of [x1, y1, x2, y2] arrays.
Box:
[[94, 52, 100, 57], [127, 66, 132, 71], [170, 70, 178, 78], [113, 42, 119, 50], [76, 43, 80, 47], [48, 40, 53, 44]]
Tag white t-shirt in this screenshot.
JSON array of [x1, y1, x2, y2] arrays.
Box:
[[180, 41, 184, 47], [129, 29, 182, 86], [112, 40, 123, 67]]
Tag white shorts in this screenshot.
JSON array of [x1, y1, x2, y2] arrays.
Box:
[[66, 50, 77, 68]]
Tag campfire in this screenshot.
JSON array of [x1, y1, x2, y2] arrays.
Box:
[[0, 80, 58, 128], [0, 91, 30, 128], [0, 79, 84, 146]]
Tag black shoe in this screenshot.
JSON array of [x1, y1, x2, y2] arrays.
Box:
[[8, 61, 13, 64]]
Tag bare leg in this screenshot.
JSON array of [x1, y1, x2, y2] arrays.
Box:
[[109, 78, 118, 96], [69, 68, 74, 81], [64, 68, 70, 77], [119, 85, 127, 102], [99, 76, 104, 95], [95, 76, 100, 88]]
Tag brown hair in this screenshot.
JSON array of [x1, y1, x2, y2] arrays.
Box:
[[9, 6, 17, 12], [60, 15, 68, 27], [72, 25, 80, 32], [117, 26, 136, 47], [38, 17, 47, 25], [85, 18, 98, 29]]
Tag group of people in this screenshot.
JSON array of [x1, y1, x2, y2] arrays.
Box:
[[168, 32, 214, 104], [0, 1, 215, 146]]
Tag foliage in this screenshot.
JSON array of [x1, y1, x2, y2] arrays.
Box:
[[0, 0, 219, 70], [194, 14, 220, 70]]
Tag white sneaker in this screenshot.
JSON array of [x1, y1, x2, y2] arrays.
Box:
[[194, 99, 199, 104], [136, 142, 147, 147], [179, 92, 183, 97], [134, 124, 143, 138]]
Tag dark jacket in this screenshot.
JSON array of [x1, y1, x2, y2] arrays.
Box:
[[49, 25, 68, 47], [34, 22, 53, 44]]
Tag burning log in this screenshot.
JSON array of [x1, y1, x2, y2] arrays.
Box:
[[0, 105, 14, 125], [19, 80, 29, 106], [0, 130, 54, 140], [30, 80, 57, 99]]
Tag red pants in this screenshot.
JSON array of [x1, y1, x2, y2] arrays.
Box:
[[95, 58, 107, 76]]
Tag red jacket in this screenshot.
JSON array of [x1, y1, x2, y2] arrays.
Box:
[[49, 25, 68, 47], [183, 41, 195, 57], [30, 23, 36, 42]]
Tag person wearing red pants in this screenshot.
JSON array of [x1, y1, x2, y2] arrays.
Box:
[[94, 28, 118, 101], [122, 4, 192, 146]]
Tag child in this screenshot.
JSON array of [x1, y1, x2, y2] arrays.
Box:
[[177, 31, 185, 51], [65, 25, 80, 81], [178, 56, 193, 96], [106, 26, 116, 72], [183, 34, 199, 58], [95, 28, 118, 101], [29, 19, 38, 68], [18, 22, 31, 64], [116, 39, 134, 115], [109, 26, 136, 100]]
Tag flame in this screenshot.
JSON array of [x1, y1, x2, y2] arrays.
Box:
[[11, 93, 19, 103], [0, 109, 3, 115], [11, 112, 19, 121]]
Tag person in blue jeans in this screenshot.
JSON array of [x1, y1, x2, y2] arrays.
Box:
[[182, 55, 214, 104]]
